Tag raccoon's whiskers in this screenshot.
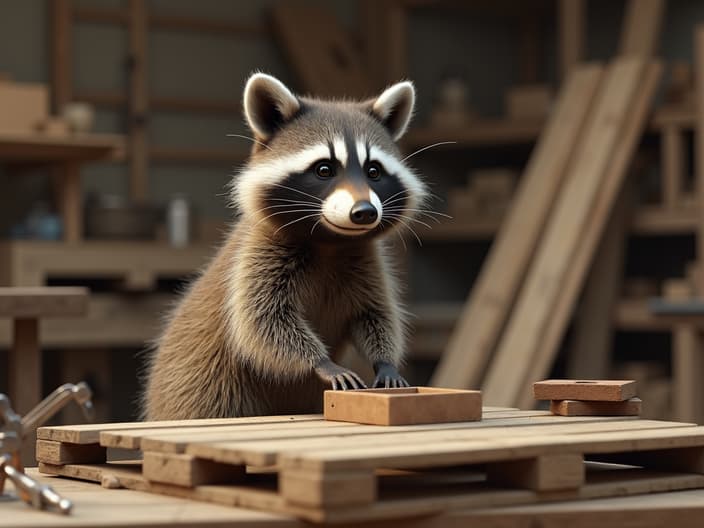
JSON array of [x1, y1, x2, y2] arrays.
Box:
[[274, 213, 322, 235], [400, 141, 457, 163], [268, 197, 321, 206], [382, 188, 412, 206], [396, 220, 423, 247], [310, 219, 322, 235], [270, 183, 323, 203], [254, 208, 322, 228], [384, 213, 433, 230], [226, 133, 273, 152]]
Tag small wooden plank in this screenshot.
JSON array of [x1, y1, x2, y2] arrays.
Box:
[[280, 468, 375, 507], [487, 453, 585, 491], [323, 387, 482, 426], [432, 64, 605, 390], [35, 439, 106, 465], [534, 380, 638, 402], [0, 286, 88, 317], [551, 398, 642, 417], [142, 452, 244, 487], [37, 414, 322, 444]]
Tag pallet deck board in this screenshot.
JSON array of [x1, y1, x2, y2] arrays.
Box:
[[37, 409, 704, 523]]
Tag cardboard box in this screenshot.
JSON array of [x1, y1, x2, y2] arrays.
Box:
[[0, 80, 49, 134]]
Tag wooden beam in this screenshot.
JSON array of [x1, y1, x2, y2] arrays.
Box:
[[8, 318, 40, 416], [51, 0, 72, 112], [558, 0, 585, 82], [619, 0, 665, 56], [662, 124, 685, 208], [59, 162, 82, 243], [431, 65, 603, 389], [672, 326, 704, 423], [128, 0, 149, 203], [695, 25, 704, 295]]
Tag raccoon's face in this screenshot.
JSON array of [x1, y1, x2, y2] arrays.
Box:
[[232, 73, 427, 242]]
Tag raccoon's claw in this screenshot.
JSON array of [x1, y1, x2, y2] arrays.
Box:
[[314, 358, 367, 390], [372, 361, 409, 389]]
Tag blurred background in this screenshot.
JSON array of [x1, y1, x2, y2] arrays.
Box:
[[0, 0, 703, 425]]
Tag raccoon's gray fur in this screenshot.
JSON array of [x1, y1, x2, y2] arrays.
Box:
[[143, 73, 428, 420]]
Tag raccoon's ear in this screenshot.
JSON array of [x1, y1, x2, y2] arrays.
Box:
[[368, 81, 415, 141], [243, 73, 300, 140]]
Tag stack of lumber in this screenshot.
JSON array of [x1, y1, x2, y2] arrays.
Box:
[[535, 379, 642, 417], [433, 57, 663, 407], [36, 410, 704, 523]]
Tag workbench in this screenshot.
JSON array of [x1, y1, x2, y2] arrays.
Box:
[[4, 468, 704, 528]]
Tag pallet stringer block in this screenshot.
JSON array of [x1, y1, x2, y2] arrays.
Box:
[[35, 439, 106, 465], [279, 467, 376, 508], [486, 453, 585, 492], [142, 451, 245, 487]]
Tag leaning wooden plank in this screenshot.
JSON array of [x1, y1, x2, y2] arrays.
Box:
[[481, 58, 656, 407], [558, 0, 585, 80], [619, 0, 665, 56], [431, 64, 604, 389], [270, 4, 370, 98], [515, 62, 663, 409], [37, 414, 322, 444]]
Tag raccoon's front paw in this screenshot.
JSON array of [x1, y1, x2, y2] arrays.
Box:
[[372, 361, 410, 388], [314, 358, 367, 390]]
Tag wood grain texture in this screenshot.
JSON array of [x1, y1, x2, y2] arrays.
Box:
[[323, 387, 482, 425], [551, 398, 642, 417], [35, 439, 106, 465], [432, 64, 604, 390], [482, 59, 660, 408], [33, 410, 704, 524], [534, 380, 638, 402], [142, 452, 244, 487]]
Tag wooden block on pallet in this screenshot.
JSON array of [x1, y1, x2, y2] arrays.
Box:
[[36, 439, 106, 465], [324, 387, 482, 426], [280, 468, 376, 507], [551, 398, 642, 417], [534, 380, 637, 402], [487, 453, 585, 491], [142, 451, 245, 487]]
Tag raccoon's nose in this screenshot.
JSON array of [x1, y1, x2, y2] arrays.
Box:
[[350, 201, 378, 225]]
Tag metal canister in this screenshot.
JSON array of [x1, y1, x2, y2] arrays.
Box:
[[166, 194, 191, 248]]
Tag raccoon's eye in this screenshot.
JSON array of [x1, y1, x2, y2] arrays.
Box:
[[367, 162, 382, 180], [315, 162, 334, 179]]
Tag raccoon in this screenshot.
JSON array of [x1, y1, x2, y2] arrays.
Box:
[[142, 73, 428, 420]]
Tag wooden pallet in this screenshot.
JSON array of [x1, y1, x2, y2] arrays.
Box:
[[37, 409, 704, 523]]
